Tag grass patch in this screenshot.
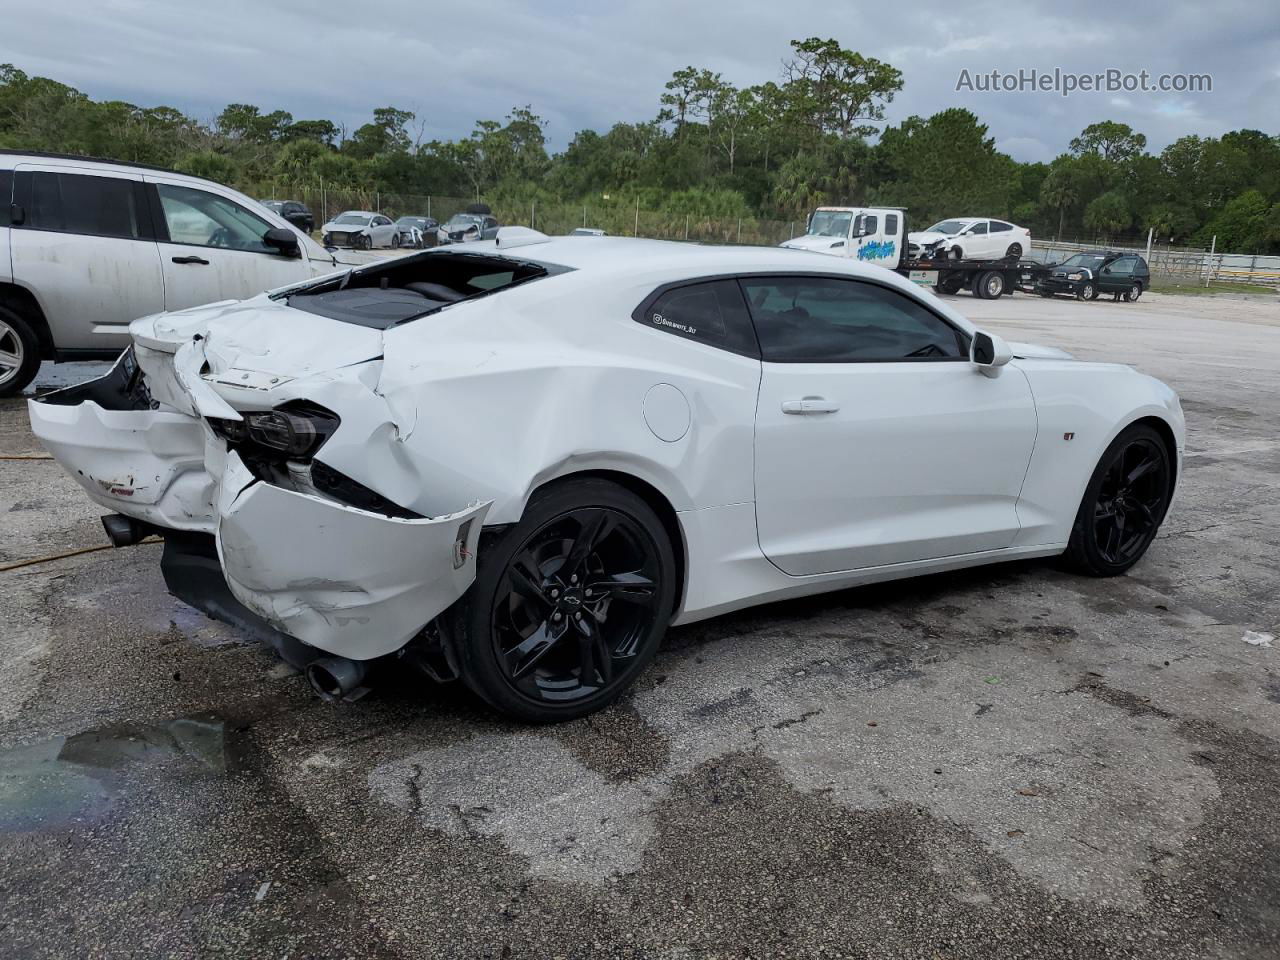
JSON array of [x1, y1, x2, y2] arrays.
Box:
[[1151, 279, 1279, 297]]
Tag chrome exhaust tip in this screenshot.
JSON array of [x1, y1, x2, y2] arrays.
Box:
[[305, 657, 371, 703]]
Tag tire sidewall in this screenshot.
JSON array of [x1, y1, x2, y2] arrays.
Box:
[[451, 478, 677, 722], [0, 305, 42, 398]]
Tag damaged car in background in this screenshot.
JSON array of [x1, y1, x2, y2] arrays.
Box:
[[29, 231, 1184, 722]]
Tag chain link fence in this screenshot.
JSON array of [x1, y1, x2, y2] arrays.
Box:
[[251, 181, 1279, 287], [251, 182, 804, 247]]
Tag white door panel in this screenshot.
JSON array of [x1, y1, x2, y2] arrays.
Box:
[[754, 362, 1037, 575], [159, 244, 306, 312], [147, 177, 312, 311]]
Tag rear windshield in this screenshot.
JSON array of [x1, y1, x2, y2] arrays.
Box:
[[280, 251, 566, 329]]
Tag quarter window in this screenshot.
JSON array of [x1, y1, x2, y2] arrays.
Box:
[[740, 277, 966, 362], [884, 213, 898, 234], [990, 221, 1012, 233], [156, 183, 274, 253], [27, 172, 145, 240], [635, 279, 758, 357]]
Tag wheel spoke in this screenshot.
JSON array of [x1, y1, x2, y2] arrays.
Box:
[[1125, 454, 1159, 486], [507, 621, 564, 679], [0, 349, 20, 369], [508, 555, 550, 608], [573, 614, 612, 686], [586, 570, 656, 604], [562, 509, 616, 575]]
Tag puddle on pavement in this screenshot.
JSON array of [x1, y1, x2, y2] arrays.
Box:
[[0, 712, 239, 832]]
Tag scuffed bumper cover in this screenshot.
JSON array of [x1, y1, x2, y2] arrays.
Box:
[[215, 453, 490, 660], [27, 398, 216, 531]]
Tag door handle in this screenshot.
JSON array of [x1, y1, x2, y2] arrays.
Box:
[[171, 255, 210, 265], [781, 397, 840, 415]]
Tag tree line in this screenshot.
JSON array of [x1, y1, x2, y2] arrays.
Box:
[[2, 40, 1279, 252]]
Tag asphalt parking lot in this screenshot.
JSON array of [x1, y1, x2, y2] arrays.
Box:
[[2, 289, 1278, 959]]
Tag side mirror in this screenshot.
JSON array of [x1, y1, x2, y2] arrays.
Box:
[[970, 330, 1012, 378], [263, 227, 301, 257]]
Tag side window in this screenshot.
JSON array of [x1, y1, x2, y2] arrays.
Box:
[[884, 213, 899, 234], [156, 184, 273, 253], [27, 172, 145, 240], [1109, 257, 1134, 276], [634, 279, 759, 357], [968, 221, 988, 235], [990, 221, 1012, 233], [862, 214, 878, 235], [740, 276, 967, 363], [485, 217, 498, 230]]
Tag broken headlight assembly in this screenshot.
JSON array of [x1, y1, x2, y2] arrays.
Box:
[[208, 403, 340, 461]]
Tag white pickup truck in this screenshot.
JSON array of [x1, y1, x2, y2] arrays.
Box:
[[780, 206, 906, 269]]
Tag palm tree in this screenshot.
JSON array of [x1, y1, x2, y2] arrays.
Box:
[[1040, 166, 1079, 241]]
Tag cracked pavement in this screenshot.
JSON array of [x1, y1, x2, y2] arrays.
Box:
[[1, 291, 1278, 959]]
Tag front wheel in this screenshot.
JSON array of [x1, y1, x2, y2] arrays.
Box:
[[1063, 424, 1173, 576], [356, 234, 372, 251], [450, 478, 676, 722], [1077, 282, 1096, 301], [391, 233, 401, 249]]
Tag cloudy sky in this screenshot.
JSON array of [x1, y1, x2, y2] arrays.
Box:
[[4, 0, 1277, 162]]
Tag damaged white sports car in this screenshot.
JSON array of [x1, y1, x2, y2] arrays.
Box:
[[29, 230, 1184, 721]]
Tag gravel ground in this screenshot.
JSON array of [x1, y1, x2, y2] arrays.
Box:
[[1, 289, 1278, 959]]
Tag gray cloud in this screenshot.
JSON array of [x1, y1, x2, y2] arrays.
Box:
[[3, 0, 1275, 160]]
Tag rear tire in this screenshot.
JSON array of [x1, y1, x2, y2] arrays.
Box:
[[975, 270, 1005, 299], [1005, 243, 1022, 259], [1062, 424, 1173, 576], [0, 305, 41, 398], [1123, 282, 1143, 302], [450, 478, 676, 723]]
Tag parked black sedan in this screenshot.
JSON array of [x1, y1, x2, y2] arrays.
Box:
[[259, 199, 315, 234], [1037, 251, 1150, 302]]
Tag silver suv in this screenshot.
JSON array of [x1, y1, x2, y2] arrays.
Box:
[[0, 152, 361, 396]]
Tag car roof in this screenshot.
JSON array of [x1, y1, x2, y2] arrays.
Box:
[[443, 235, 910, 285], [0, 148, 189, 177], [334, 210, 377, 217]]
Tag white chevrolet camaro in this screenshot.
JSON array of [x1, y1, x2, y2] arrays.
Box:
[[29, 230, 1184, 722]]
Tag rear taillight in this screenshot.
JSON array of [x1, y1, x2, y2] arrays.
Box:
[[209, 402, 339, 461]]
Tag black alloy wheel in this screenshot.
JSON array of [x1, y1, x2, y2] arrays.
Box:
[[1006, 243, 1023, 259], [1064, 424, 1172, 575], [452, 478, 675, 722]]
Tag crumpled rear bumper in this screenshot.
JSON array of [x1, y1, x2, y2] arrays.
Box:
[[215, 452, 488, 660], [27, 395, 215, 532], [28, 367, 491, 662]]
